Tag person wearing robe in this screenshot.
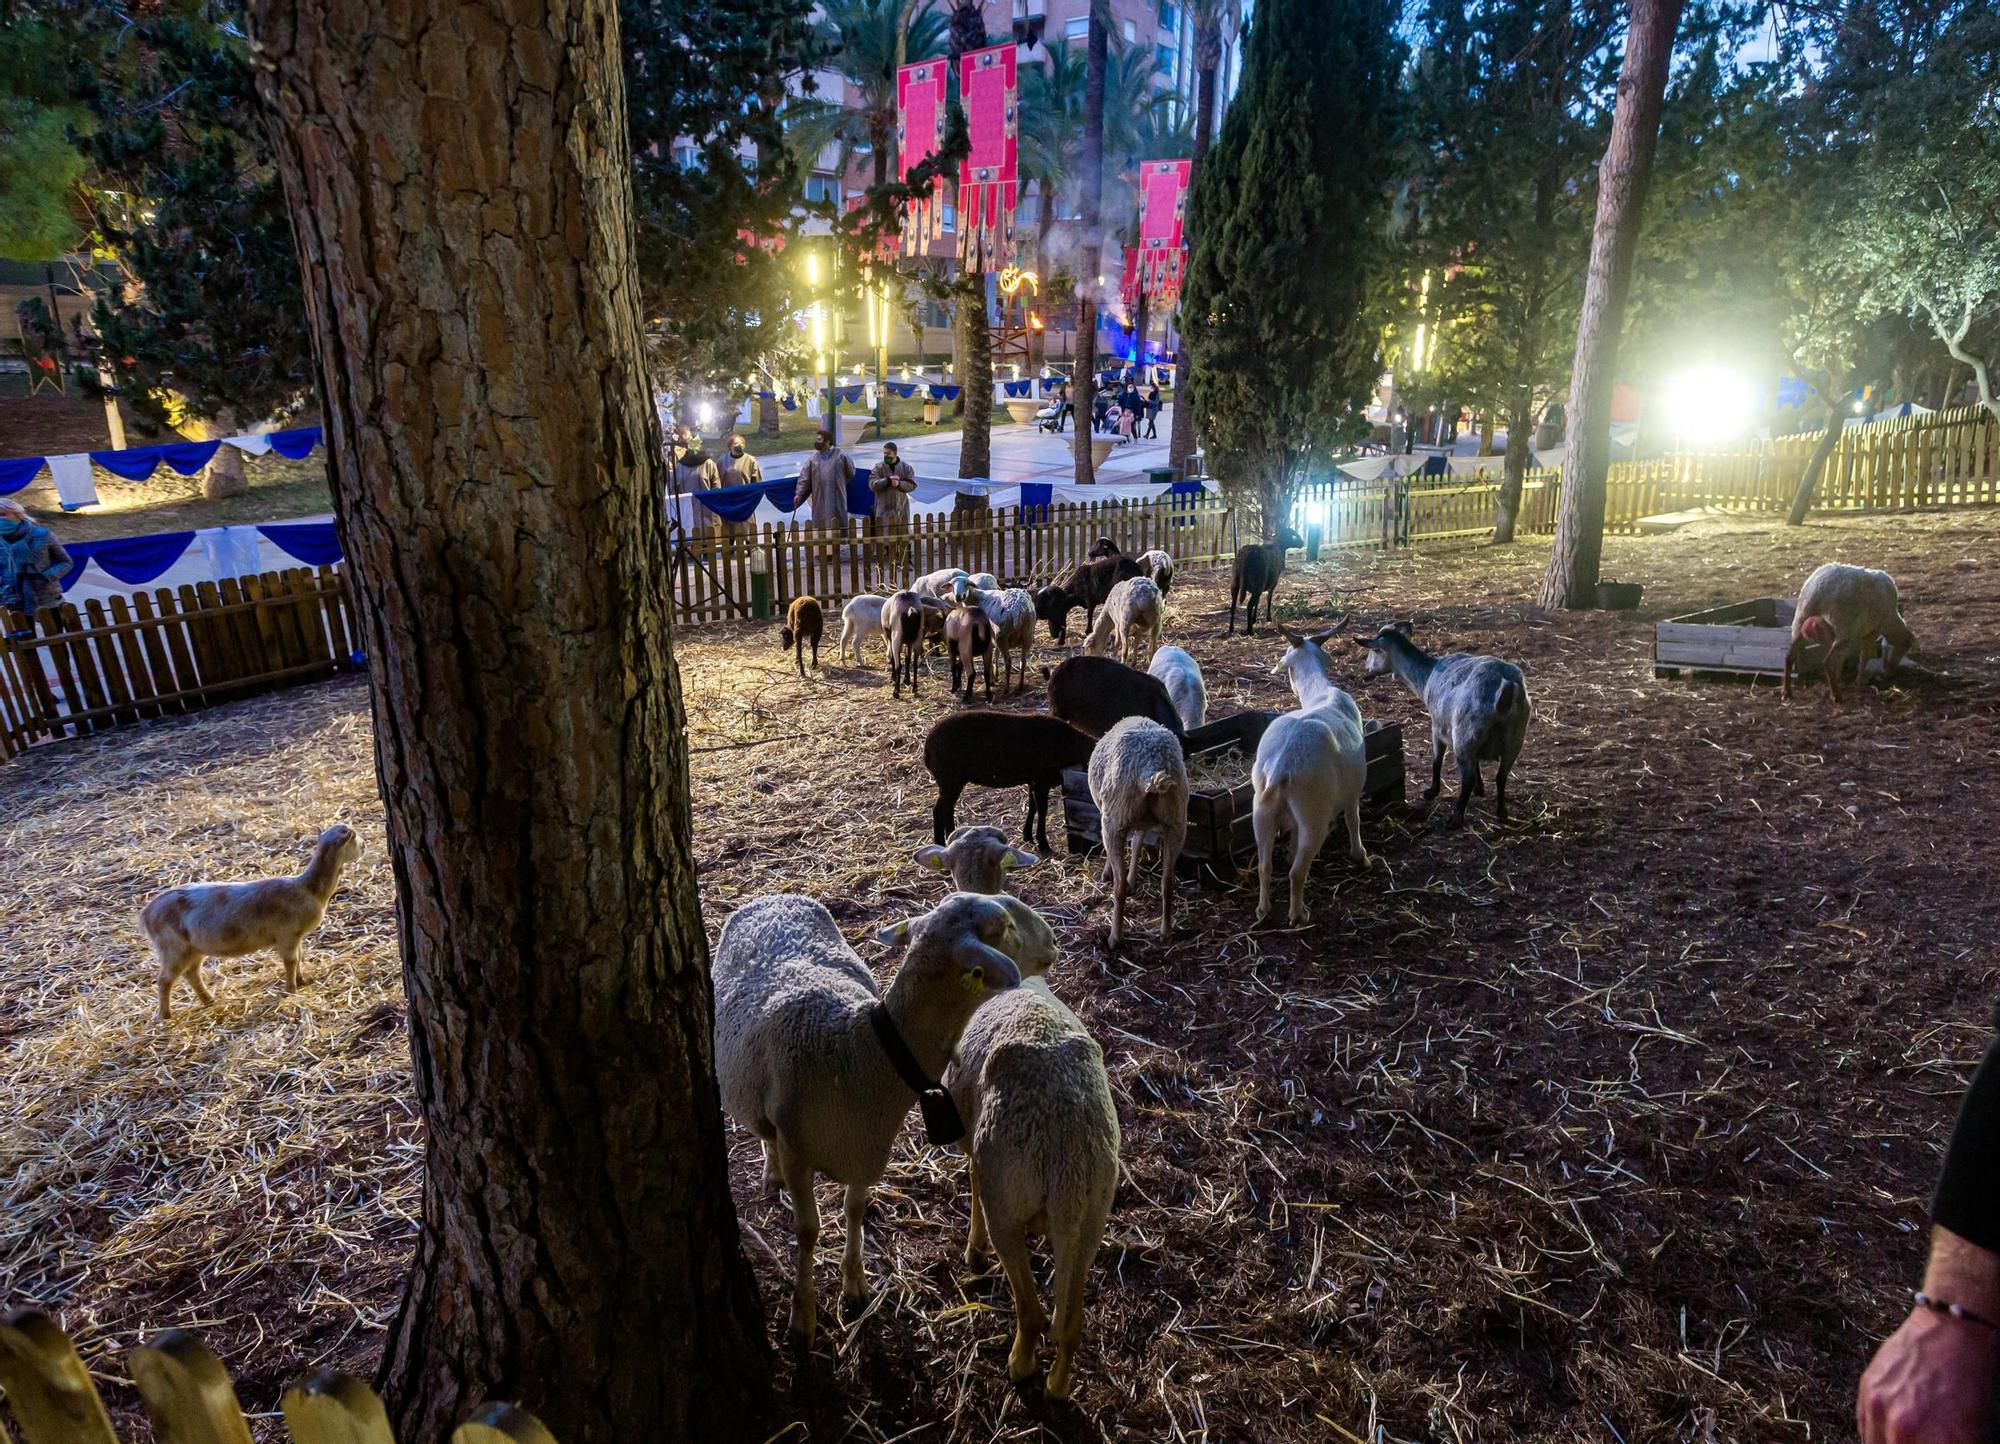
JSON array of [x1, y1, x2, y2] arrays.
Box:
[[793, 429, 855, 529], [869, 442, 919, 569]]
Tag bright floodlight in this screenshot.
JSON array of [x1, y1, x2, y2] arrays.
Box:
[[1662, 366, 1758, 444]]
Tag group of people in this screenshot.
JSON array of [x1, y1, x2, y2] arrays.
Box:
[[1093, 379, 1161, 442], [669, 424, 917, 538]]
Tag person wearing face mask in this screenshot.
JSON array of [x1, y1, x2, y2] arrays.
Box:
[[671, 426, 723, 533], [868, 441, 918, 566], [0, 499, 73, 637], [793, 428, 854, 529], [713, 433, 763, 538]]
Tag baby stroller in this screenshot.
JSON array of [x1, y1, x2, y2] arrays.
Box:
[[1033, 399, 1065, 434]]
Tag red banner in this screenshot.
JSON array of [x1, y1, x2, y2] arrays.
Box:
[[1135, 158, 1191, 302], [897, 59, 949, 256], [957, 42, 1018, 271], [1119, 246, 1140, 306]]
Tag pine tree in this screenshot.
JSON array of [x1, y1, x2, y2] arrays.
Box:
[[1179, 0, 1405, 532]]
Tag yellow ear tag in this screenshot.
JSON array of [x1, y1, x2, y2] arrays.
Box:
[[961, 969, 986, 995]]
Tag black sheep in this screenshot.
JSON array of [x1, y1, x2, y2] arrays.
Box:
[[1036, 554, 1142, 640], [1042, 655, 1185, 738], [923, 711, 1099, 848], [1228, 527, 1306, 635]]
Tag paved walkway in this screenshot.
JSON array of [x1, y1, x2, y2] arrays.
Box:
[[758, 404, 1182, 483]]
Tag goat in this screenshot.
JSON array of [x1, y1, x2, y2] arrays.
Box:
[[838, 594, 890, 667], [1228, 526, 1305, 635], [1252, 629, 1371, 925], [968, 585, 1038, 695], [1137, 548, 1174, 595], [883, 589, 926, 697], [1357, 621, 1528, 826], [923, 710, 1099, 849], [1043, 654, 1184, 738], [914, 825, 1038, 894], [1036, 555, 1143, 641], [780, 595, 823, 678]]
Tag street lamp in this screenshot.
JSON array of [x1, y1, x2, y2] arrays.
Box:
[[804, 246, 837, 437]]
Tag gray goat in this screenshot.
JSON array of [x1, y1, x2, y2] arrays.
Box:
[[1357, 622, 1528, 826]]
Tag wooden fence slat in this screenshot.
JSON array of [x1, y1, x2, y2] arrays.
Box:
[[280, 1372, 398, 1444], [82, 599, 140, 727], [128, 1332, 257, 1444], [194, 581, 241, 684], [105, 595, 163, 721], [450, 1403, 562, 1444], [50, 605, 108, 733], [0, 1311, 121, 1444]]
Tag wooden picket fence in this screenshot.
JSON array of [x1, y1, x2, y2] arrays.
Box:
[[0, 1310, 556, 1444], [671, 493, 1235, 624], [0, 566, 358, 760]]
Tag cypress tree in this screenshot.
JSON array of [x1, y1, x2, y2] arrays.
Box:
[[1180, 0, 1404, 533]]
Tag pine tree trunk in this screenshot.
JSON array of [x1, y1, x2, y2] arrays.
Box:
[[198, 406, 249, 500], [1074, 3, 1109, 485], [248, 4, 773, 1442], [1132, 290, 1149, 371], [1494, 391, 1534, 544], [1168, 38, 1221, 476], [759, 391, 781, 437], [1535, 0, 1682, 610], [1786, 391, 1848, 525], [958, 279, 993, 477]]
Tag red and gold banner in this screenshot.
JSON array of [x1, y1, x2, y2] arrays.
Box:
[[1135, 158, 1192, 301], [957, 41, 1018, 271], [896, 58, 949, 255], [1119, 246, 1141, 306]]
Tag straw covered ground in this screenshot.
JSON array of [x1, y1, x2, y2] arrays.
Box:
[[7, 509, 2000, 1442]]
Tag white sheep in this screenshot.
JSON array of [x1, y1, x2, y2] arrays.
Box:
[[838, 593, 890, 667], [968, 585, 1038, 695], [916, 566, 971, 599], [712, 891, 1056, 1345], [1080, 576, 1163, 670], [1784, 562, 1916, 702], [1086, 716, 1188, 946], [945, 940, 1118, 1398], [914, 824, 1039, 894], [1253, 630, 1371, 925], [1146, 645, 1207, 731], [1136, 548, 1174, 595], [140, 824, 364, 1020]]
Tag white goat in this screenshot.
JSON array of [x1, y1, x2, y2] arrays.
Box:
[[141, 824, 364, 1020], [1086, 716, 1188, 946], [1357, 622, 1528, 827], [916, 566, 971, 599], [838, 594, 890, 667], [1252, 630, 1371, 925], [1136, 548, 1174, 595], [712, 891, 1055, 1345], [1784, 562, 1916, 703], [1147, 645, 1207, 731], [915, 825, 1039, 894], [968, 585, 1038, 695], [1081, 576, 1163, 669]]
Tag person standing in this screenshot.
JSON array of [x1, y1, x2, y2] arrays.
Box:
[[672, 428, 723, 535], [712, 434, 763, 539], [869, 442, 918, 572], [1859, 1015, 2000, 1443], [793, 428, 854, 529], [0, 498, 73, 636], [1144, 382, 1163, 440], [1055, 379, 1074, 433]]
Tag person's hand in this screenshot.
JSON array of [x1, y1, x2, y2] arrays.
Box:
[[1858, 1305, 1997, 1443]]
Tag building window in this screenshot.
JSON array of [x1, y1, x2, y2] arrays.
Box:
[[672, 141, 701, 170], [1155, 43, 1173, 74], [804, 174, 842, 207], [1122, 19, 1136, 41], [1064, 15, 1087, 38], [1159, 0, 1178, 28]]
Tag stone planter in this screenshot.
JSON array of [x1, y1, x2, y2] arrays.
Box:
[[835, 412, 875, 449], [1004, 399, 1041, 426], [1089, 436, 1117, 469]]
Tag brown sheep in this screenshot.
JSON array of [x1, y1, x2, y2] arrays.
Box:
[[780, 595, 824, 678]]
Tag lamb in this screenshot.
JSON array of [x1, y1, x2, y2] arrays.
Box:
[[1043, 654, 1185, 738], [923, 710, 1099, 848], [1228, 526, 1305, 635], [1783, 562, 1916, 703], [1137, 548, 1175, 595], [882, 589, 926, 697], [968, 585, 1038, 695], [1252, 630, 1371, 925], [1081, 576, 1163, 669], [945, 600, 995, 701], [780, 595, 823, 678], [1087, 717, 1189, 947], [1086, 537, 1122, 560], [943, 909, 1118, 1398], [913, 824, 1038, 894], [951, 570, 1002, 597], [837, 594, 890, 667], [915, 565, 971, 599], [1036, 555, 1142, 641], [141, 824, 364, 1020], [1357, 621, 1529, 826], [712, 891, 1056, 1345], [1147, 645, 1208, 731]]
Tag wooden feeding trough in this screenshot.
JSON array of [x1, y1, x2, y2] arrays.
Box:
[[1060, 710, 1406, 877], [1655, 597, 1847, 683]]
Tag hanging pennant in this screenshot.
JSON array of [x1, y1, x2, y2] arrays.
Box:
[[957, 42, 1018, 272], [897, 59, 949, 256], [1119, 247, 1141, 306], [1135, 159, 1192, 302]]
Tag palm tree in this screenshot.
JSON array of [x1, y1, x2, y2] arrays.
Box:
[[946, 0, 992, 473], [1075, 0, 1108, 483], [784, 0, 949, 190], [1165, 0, 1231, 472]]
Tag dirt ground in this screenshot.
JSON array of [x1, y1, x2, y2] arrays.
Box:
[[6, 509, 2000, 1443]]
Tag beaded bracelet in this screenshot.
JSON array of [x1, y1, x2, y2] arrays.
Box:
[[1915, 1291, 2000, 1330]]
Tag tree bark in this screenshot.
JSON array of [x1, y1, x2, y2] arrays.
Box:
[[1786, 389, 1849, 525], [1535, 0, 1683, 610], [248, 4, 773, 1441], [1073, 2, 1108, 484], [957, 277, 993, 477], [1167, 23, 1221, 476], [1494, 390, 1534, 543]]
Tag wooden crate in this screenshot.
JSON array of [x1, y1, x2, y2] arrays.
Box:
[[1654, 596, 1846, 682], [1059, 712, 1406, 877]]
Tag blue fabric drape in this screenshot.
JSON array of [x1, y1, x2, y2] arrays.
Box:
[[1169, 480, 1205, 499], [160, 441, 223, 476], [928, 384, 961, 401], [65, 532, 197, 589], [887, 382, 921, 400], [1000, 379, 1033, 397], [781, 395, 798, 411], [833, 385, 865, 405], [0, 457, 44, 495], [755, 389, 776, 401], [259, 521, 344, 566], [692, 478, 798, 522], [1421, 452, 1450, 477], [1019, 482, 1053, 515], [267, 427, 324, 459], [92, 446, 168, 481]]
